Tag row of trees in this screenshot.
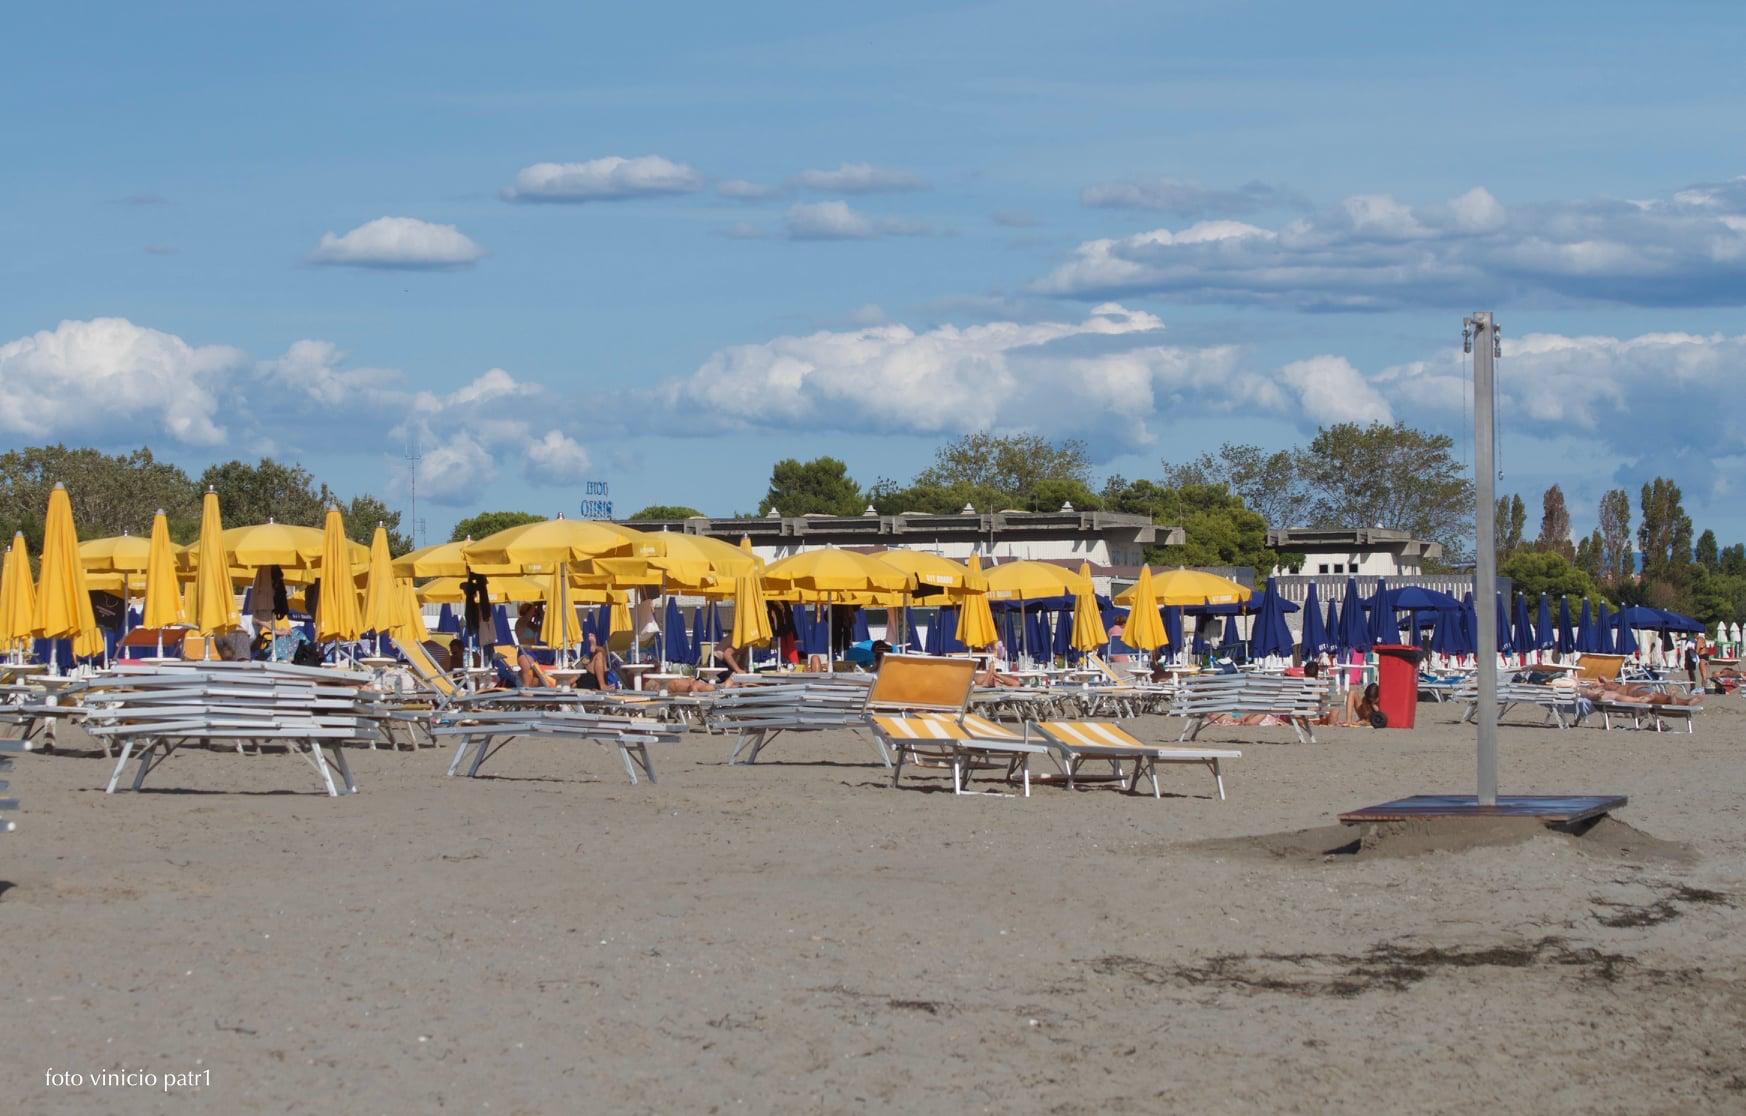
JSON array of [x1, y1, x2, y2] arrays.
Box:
[[0, 445, 410, 555]]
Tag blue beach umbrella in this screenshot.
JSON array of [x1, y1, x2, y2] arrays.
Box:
[[1556, 598, 1575, 655], [1162, 605, 1184, 657], [852, 607, 871, 643], [436, 604, 459, 634], [1428, 607, 1458, 656], [1190, 616, 1208, 656], [1220, 614, 1240, 650], [1536, 594, 1554, 650], [1251, 577, 1294, 659], [1337, 578, 1371, 655], [1494, 593, 1515, 655], [663, 598, 691, 665], [1596, 601, 1615, 654], [1576, 599, 1595, 653], [1300, 582, 1326, 657], [1324, 600, 1339, 650], [1614, 609, 1639, 656], [1512, 594, 1535, 654], [1053, 608, 1073, 659], [690, 606, 707, 663]]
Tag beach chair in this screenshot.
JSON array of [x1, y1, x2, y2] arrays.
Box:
[[862, 655, 1048, 796], [1457, 679, 1589, 729], [1033, 721, 1241, 800], [709, 673, 878, 765], [1595, 695, 1702, 733], [434, 707, 681, 784], [1174, 674, 1326, 744]]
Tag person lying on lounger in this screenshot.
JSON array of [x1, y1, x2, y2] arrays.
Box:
[[1578, 679, 1702, 706]]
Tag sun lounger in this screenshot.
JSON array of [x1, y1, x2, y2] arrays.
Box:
[[1174, 673, 1326, 744], [1457, 680, 1589, 729], [1030, 720, 1240, 799], [709, 674, 880, 765], [433, 708, 681, 784], [1595, 697, 1701, 733], [862, 656, 1047, 795]]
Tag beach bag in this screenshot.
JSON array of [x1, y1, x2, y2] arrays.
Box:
[[1368, 710, 1388, 729]]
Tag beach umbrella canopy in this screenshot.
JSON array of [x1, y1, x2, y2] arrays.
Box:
[[1596, 601, 1616, 654], [1114, 568, 1250, 608], [183, 519, 364, 572], [1575, 599, 1595, 654], [463, 518, 645, 576], [1427, 608, 1457, 656], [1122, 566, 1168, 652], [34, 484, 104, 657], [595, 531, 761, 590], [984, 560, 1079, 602], [762, 548, 910, 598], [1536, 594, 1555, 650], [541, 563, 582, 649], [955, 555, 997, 649], [1494, 593, 1515, 655], [1654, 609, 1705, 634], [417, 575, 546, 604], [663, 598, 692, 664], [360, 525, 398, 636], [1069, 561, 1108, 652], [870, 549, 970, 593], [1380, 585, 1462, 613], [141, 510, 184, 629], [1511, 593, 1535, 654], [1555, 597, 1575, 655], [1300, 582, 1326, 656], [1732, 622, 1743, 647], [1162, 605, 1184, 654], [390, 577, 429, 646], [79, 533, 152, 573], [730, 573, 772, 649], [392, 537, 474, 579], [1218, 614, 1239, 649], [1614, 611, 1639, 656], [314, 507, 363, 642], [1323, 600, 1339, 650], [1250, 577, 1294, 659], [0, 536, 37, 650], [1337, 578, 1371, 655]]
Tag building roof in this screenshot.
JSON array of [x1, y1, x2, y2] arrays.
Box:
[[622, 509, 1181, 546], [1266, 527, 1443, 559]]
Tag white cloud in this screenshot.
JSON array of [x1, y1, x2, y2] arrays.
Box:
[[0, 318, 244, 445], [784, 201, 933, 241], [1081, 178, 1301, 218], [1278, 356, 1393, 425], [418, 433, 498, 505], [793, 163, 927, 194], [524, 430, 592, 485], [1040, 176, 1746, 309], [308, 217, 485, 270], [501, 156, 704, 202]]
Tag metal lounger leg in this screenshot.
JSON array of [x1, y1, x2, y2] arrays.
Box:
[[132, 738, 173, 791], [1213, 759, 1227, 801], [446, 733, 475, 776], [616, 740, 640, 785], [106, 739, 138, 794], [328, 743, 358, 794], [467, 734, 499, 778], [307, 739, 340, 797]]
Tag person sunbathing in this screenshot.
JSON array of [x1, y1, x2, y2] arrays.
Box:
[[1316, 682, 1381, 726], [1581, 680, 1702, 706]]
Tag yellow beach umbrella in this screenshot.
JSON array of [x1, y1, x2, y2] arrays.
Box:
[[541, 562, 583, 649], [955, 554, 998, 650], [730, 573, 772, 649], [870, 549, 969, 591], [79, 533, 152, 573], [1122, 565, 1167, 652], [0, 537, 37, 651], [204, 520, 359, 571], [1114, 568, 1250, 608], [763, 548, 911, 594], [34, 483, 105, 658], [462, 517, 647, 576], [189, 489, 240, 636], [417, 575, 548, 604], [984, 560, 1079, 601], [391, 577, 429, 645], [360, 525, 398, 635], [142, 509, 184, 629], [1070, 561, 1108, 652], [391, 536, 473, 579], [315, 506, 362, 642]]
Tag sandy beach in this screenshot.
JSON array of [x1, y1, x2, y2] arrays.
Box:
[[2, 699, 1743, 1114]]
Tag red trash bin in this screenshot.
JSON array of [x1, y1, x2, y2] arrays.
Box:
[[1371, 644, 1423, 729]]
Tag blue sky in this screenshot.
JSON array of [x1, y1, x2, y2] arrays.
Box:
[[5, 1, 1746, 545]]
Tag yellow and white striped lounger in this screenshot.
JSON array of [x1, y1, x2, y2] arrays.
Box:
[[1035, 721, 1240, 800], [869, 713, 1047, 796]]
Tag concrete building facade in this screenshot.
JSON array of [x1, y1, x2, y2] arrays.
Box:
[[1266, 528, 1443, 579]]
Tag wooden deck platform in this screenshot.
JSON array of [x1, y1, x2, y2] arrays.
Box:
[[1339, 794, 1626, 826]]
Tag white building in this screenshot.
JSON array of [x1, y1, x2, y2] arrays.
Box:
[[1266, 528, 1443, 578]]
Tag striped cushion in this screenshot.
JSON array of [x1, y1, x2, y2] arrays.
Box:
[[1039, 721, 1144, 750], [872, 715, 967, 741]]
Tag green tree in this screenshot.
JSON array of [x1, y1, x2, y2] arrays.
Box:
[[1536, 484, 1574, 559], [758, 457, 864, 517], [1695, 528, 1719, 571], [1500, 550, 1598, 602], [1294, 422, 1474, 560], [1722, 543, 1746, 579], [198, 458, 327, 528], [1163, 442, 1310, 528], [342, 494, 412, 554], [1637, 477, 1693, 609], [626, 505, 703, 521], [0, 445, 200, 550], [912, 433, 1091, 509], [1596, 488, 1633, 585], [1495, 493, 1526, 557], [1574, 529, 1603, 582], [449, 510, 544, 542]]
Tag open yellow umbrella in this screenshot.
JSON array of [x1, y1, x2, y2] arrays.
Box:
[[1122, 565, 1167, 652], [0, 536, 37, 652], [391, 577, 429, 646], [870, 549, 969, 591], [315, 506, 362, 642], [984, 560, 1079, 601], [391, 536, 473, 579], [1070, 561, 1108, 652], [34, 483, 104, 658], [730, 573, 772, 649], [462, 517, 647, 576], [360, 524, 397, 637], [955, 554, 998, 649], [541, 562, 583, 649], [142, 509, 184, 629], [1114, 568, 1250, 608], [189, 489, 240, 637], [417, 575, 548, 604], [79, 533, 152, 573], [763, 548, 911, 595]]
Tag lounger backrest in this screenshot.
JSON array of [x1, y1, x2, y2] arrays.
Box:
[[864, 654, 976, 715], [399, 638, 458, 697], [1082, 652, 1127, 686], [1576, 654, 1625, 682]]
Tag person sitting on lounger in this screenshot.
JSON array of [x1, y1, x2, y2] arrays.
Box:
[[714, 643, 746, 676], [576, 632, 613, 690], [514, 603, 543, 646]]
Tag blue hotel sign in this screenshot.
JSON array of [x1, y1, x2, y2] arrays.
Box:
[[579, 480, 613, 520]]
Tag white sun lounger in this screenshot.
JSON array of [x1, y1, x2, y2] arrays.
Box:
[[1174, 673, 1326, 744], [1033, 720, 1240, 799]]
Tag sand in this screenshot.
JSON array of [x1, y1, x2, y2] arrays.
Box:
[[2, 696, 1744, 1114]]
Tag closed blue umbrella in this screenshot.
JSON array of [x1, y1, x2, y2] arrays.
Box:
[[690, 606, 707, 663], [1495, 592, 1515, 655], [852, 607, 871, 643], [436, 604, 460, 634], [1536, 593, 1554, 650], [1220, 613, 1241, 651], [1162, 605, 1184, 657], [1251, 576, 1294, 659], [1614, 609, 1639, 656], [1512, 594, 1535, 655], [1191, 616, 1208, 656], [1300, 582, 1326, 657], [1324, 600, 1339, 650], [664, 598, 691, 666], [1458, 592, 1478, 657], [1576, 599, 1595, 653], [1596, 601, 1615, 654], [1337, 578, 1371, 655], [1556, 598, 1575, 655], [1053, 608, 1073, 658], [1428, 607, 1459, 656]]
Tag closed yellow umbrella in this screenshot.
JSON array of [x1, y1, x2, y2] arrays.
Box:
[[1114, 568, 1250, 608], [541, 562, 583, 649], [34, 483, 105, 658], [360, 525, 397, 636], [315, 506, 362, 642], [955, 554, 998, 649], [1070, 561, 1108, 652], [391, 536, 473, 579], [1122, 565, 1167, 652], [190, 488, 240, 637], [730, 573, 772, 649], [0, 536, 37, 652], [142, 509, 184, 629], [391, 577, 429, 645]]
